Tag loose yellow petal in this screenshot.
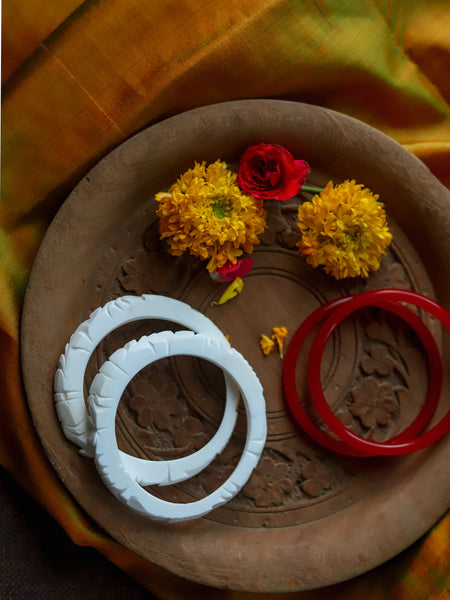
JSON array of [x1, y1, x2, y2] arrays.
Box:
[[211, 277, 244, 306], [260, 334, 275, 355], [272, 326, 288, 359]]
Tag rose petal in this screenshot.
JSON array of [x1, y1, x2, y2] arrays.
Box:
[[210, 257, 253, 282]]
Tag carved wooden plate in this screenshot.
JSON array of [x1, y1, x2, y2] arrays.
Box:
[[21, 100, 450, 593]]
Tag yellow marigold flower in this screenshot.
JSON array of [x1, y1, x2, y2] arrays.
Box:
[[260, 334, 275, 355], [272, 326, 288, 359], [296, 180, 392, 279], [156, 160, 267, 272]]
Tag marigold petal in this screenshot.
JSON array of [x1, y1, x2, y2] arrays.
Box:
[[260, 334, 275, 355]]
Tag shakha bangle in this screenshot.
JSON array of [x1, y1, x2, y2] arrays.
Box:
[[88, 330, 267, 522], [54, 294, 240, 485]]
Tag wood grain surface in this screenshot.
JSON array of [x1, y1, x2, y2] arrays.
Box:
[[21, 100, 450, 593]]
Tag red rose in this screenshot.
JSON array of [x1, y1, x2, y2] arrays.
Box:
[[237, 143, 310, 201]]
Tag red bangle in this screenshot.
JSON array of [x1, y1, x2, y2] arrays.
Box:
[[283, 294, 443, 456], [308, 289, 449, 455]]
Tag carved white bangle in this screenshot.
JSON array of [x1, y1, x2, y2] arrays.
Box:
[[88, 330, 266, 522], [54, 294, 240, 486]]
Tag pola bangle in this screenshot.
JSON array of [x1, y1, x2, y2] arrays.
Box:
[[308, 289, 449, 455], [283, 295, 443, 456]]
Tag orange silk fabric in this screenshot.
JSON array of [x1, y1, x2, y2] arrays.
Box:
[[1, 1, 449, 598]]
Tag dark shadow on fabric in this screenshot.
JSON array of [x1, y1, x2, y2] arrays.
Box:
[[0, 466, 156, 600]]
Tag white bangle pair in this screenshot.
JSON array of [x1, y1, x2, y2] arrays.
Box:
[[54, 295, 266, 522]]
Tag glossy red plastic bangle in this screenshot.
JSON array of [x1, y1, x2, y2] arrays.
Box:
[[308, 289, 449, 455], [283, 296, 443, 456]]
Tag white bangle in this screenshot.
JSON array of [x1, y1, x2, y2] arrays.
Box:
[[89, 330, 266, 522], [54, 295, 240, 486]]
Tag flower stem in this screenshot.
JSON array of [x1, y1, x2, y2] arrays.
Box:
[[301, 184, 324, 194]]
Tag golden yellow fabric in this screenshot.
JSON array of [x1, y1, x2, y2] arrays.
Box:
[[1, 0, 449, 598]]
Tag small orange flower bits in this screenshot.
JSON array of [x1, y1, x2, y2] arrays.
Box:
[[296, 180, 392, 279], [272, 326, 288, 359], [260, 327, 288, 358], [156, 160, 266, 273], [260, 334, 275, 355]]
